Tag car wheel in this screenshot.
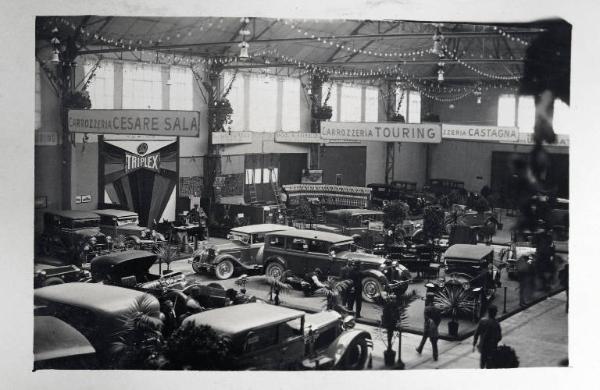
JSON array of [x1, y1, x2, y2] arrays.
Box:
[[191, 260, 203, 274], [265, 262, 285, 279], [214, 259, 235, 280], [361, 276, 383, 302], [43, 277, 65, 287], [338, 336, 369, 370]]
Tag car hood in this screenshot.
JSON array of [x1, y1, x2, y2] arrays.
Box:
[[213, 242, 247, 252], [336, 251, 386, 265], [118, 224, 146, 232], [74, 228, 104, 238]]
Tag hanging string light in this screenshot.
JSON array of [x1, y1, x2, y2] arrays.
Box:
[[432, 25, 444, 56], [238, 17, 251, 61]]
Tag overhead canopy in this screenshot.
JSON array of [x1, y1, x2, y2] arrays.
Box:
[[35, 16, 569, 88]]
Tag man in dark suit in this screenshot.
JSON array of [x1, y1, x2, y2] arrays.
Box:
[[473, 305, 502, 368], [416, 293, 441, 361], [347, 261, 363, 318]]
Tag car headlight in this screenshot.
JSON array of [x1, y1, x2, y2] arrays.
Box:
[[37, 270, 46, 277], [391, 261, 398, 267], [83, 244, 90, 251], [90, 237, 97, 245], [106, 235, 112, 242]]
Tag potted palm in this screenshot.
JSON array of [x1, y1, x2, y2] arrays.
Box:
[[433, 282, 476, 337], [156, 245, 179, 274], [375, 290, 418, 368], [244, 275, 291, 305], [314, 278, 352, 312]]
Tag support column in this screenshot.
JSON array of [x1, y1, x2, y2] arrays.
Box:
[[309, 72, 325, 169], [384, 81, 396, 184], [60, 38, 78, 210], [276, 77, 283, 131]]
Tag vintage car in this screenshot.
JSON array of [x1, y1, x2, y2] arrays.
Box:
[[262, 229, 412, 301], [499, 243, 537, 279], [93, 209, 166, 251], [38, 210, 112, 264], [34, 264, 90, 288], [34, 316, 97, 370], [424, 178, 465, 197], [191, 224, 296, 280], [367, 183, 427, 214], [34, 283, 162, 364], [182, 302, 372, 370], [314, 209, 385, 237], [90, 251, 255, 328]]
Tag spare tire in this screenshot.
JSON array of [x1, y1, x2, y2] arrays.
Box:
[[337, 336, 369, 370]]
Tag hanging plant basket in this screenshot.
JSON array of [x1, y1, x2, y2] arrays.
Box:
[[312, 105, 333, 120], [389, 113, 405, 123], [208, 98, 233, 132], [64, 90, 92, 110]]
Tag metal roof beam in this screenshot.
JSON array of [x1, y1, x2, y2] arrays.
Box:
[[325, 20, 369, 62], [78, 30, 540, 55]]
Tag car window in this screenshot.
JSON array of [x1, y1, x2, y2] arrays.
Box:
[[307, 240, 328, 254], [230, 232, 251, 245], [243, 326, 278, 353], [279, 318, 303, 341], [268, 235, 284, 248], [288, 238, 308, 251], [252, 233, 265, 244], [117, 217, 139, 226]]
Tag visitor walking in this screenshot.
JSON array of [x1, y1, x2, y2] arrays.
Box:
[[473, 305, 502, 369], [416, 293, 441, 361]]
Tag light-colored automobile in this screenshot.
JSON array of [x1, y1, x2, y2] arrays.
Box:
[[191, 224, 295, 280], [182, 302, 372, 370]]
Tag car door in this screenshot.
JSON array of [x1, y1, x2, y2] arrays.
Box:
[[285, 237, 310, 275], [240, 233, 264, 266], [305, 239, 330, 276]]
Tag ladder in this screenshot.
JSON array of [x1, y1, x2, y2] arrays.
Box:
[[249, 183, 258, 204]]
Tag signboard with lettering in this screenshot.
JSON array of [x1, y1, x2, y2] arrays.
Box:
[[502, 132, 570, 147], [68, 109, 200, 137], [442, 124, 519, 142], [179, 176, 203, 197], [212, 131, 253, 144], [124, 152, 161, 173], [321, 122, 441, 143], [275, 131, 322, 143]]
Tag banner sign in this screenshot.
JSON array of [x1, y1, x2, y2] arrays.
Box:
[[321, 122, 441, 143], [503, 132, 570, 147], [68, 109, 200, 137], [368, 221, 384, 232], [275, 131, 323, 143], [212, 131, 253, 144], [442, 124, 519, 142], [124, 152, 161, 173]]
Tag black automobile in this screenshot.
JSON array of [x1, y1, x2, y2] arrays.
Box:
[[34, 264, 90, 288], [262, 229, 411, 301], [94, 209, 166, 251], [38, 210, 112, 265]]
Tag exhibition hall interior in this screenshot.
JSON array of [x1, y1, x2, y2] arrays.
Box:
[[33, 15, 569, 371]]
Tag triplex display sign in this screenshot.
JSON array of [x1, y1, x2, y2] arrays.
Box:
[[320, 122, 441, 143], [68, 109, 200, 137], [442, 124, 519, 142]]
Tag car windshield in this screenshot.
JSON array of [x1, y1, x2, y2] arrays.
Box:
[[116, 217, 139, 226], [230, 232, 251, 245], [331, 242, 356, 253], [66, 219, 99, 229]]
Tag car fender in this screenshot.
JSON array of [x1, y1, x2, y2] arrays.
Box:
[[324, 329, 372, 367], [214, 254, 242, 268], [360, 268, 390, 286], [127, 235, 142, 244], [264, 255, 286, 268]]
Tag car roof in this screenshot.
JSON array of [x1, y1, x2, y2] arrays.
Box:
[[444, 244, 493, 260], [90, 250, 156, 278], [34, 283, 158, 316], [324, 209, 384, 216], [183, 303, 304, 335], [267, 229, 353, 243], [45, 210, 100, 220], [231, 224, 295, 234], [34, 316, 95, 362], [92, 209, 139, 218]]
